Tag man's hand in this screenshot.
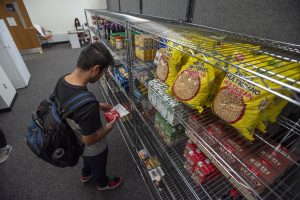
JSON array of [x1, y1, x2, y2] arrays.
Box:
[[99, 103, 113, 112], [82, 117, 117, 146], [105, 117, 117, 131]]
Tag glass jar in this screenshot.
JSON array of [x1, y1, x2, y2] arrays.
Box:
[[116, 36, 124, 50]]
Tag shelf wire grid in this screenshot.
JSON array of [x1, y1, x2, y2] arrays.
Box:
[[103, 67, 227, 199], [133, 98, 244, 200], [85, 10, 293, 199], [140, 79, 300, 199], [130, 81, 250, 199], [103, 69, 201, 200], [99, 78, 161, 200], [105, 35, 300, 199], [86, 9, 300, 107], [100, 74, 187, 200], [99, 80, 173, 200], [130, 25, 300, 107]]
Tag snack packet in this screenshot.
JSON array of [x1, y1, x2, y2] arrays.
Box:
[[156, 41, 186, 86], [168, 54, 215, 112], [104, 104, 129, 122], [211, 56, 280, 141]]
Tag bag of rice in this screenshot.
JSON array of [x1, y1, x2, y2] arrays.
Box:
[[211, 55, 288, 141], [156, 41, 186, 86], [256, 59, 300, 133], [168, 54, 215, 113]]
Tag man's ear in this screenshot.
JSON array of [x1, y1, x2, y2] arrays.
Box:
[[93, 65, 101, 73]]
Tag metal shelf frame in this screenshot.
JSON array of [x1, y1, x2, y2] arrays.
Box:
[[85, 9, 300, 200], [99, 74, 188, 200], [85, 8, 300, 107]]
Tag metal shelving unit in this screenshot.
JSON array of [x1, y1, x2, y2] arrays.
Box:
[[85, 9, 300, 200], [99, 73, 188, 200]]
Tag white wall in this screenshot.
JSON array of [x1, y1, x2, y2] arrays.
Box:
[[23, 0, 107, 42]]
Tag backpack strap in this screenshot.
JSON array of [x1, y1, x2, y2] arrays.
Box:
[[60, 91, 98, 120]]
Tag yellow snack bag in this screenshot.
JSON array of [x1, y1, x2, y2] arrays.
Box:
[[156, 41, 185, 86], [256, 59, 300, 133], [212, 56, 283, 141], [168, 54, 215, 113]]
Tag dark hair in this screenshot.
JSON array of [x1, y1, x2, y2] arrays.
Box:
[[74, 18, 80, 29], [77, 43, 115, 70]]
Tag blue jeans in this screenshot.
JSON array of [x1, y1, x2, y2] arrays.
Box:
[[82, 147, 108, 187]]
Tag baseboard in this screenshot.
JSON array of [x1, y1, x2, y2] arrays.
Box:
[[51, 41, 70, 45], [0, 92, 18, 113]]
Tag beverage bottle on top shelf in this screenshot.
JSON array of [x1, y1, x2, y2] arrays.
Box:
[[107, 23, 111, 41], [110, 23, 116, 34], [104, 23, 108, 39], [115, 24, 120, 32]]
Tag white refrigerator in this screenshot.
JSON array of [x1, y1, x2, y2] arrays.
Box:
[[0, 19, 30, 89], [0, 64, 17, 111]]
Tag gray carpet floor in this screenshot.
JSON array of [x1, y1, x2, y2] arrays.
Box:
[[0, 44, 152, 200]]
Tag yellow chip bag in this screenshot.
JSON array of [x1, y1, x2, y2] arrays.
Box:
[[156, 41, 185, 86], [168, 54, 215, 113], [256, 59, 300, 133], [211, 56, 284, 141]]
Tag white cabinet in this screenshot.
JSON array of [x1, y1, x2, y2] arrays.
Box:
[[0, 20, 30, 89], [0, 64, 17, 111]]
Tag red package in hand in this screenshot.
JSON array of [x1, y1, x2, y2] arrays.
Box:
[[104, 110, 120, 122]]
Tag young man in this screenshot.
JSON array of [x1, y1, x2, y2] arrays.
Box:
[[53, 43, 123, 190]]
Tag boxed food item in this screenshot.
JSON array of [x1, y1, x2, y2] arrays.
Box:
[[215, 135, 260, 166], [201, 120, 227, 147], [184, 161, 195, 174], [236, 155, 280, 193], [155, 112, 185, 146], [144, 156, 161, 170], [139, 49, 152, 61], [258, 143, 300, 173], [104, 104, 130, 122], [148, 79, 182, 126], [186, 148, 207, 166], [184, 139, 197, 158], [192, 159, 219, 185], [138, 149, 150, 160], [134, 34, 141, 46], [114, 65, 129, 91], [148, 166, 165, 181]]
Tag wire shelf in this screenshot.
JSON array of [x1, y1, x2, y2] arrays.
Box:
[[130, 24, 300, 107], [86, 9, 300, 107], [104, 69, 236, 200], [85, 9, 147, 26], [131, 79, 248, 199], [100, 74, 188, 200], [141, 78, 300, 199], [86, 9, 300, 200]]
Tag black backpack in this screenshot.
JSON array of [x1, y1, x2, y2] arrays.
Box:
[[26, 91, 98, 167]]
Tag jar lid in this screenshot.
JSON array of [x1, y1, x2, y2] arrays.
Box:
[[116, 36, 123, 39]]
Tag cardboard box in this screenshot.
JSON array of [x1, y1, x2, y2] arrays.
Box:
[[215, 135, 258, 166], [236, 155, 280, 193], [258, 143, 300, 173], [134, 34, 141, 46], [186, 148, 207, 166], [192, 159, 218, 184], [184, 161, 195, 174]]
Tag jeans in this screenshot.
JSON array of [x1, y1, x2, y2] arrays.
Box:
[[82, 147, 108, 187], [0, 128, 7, 148]]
